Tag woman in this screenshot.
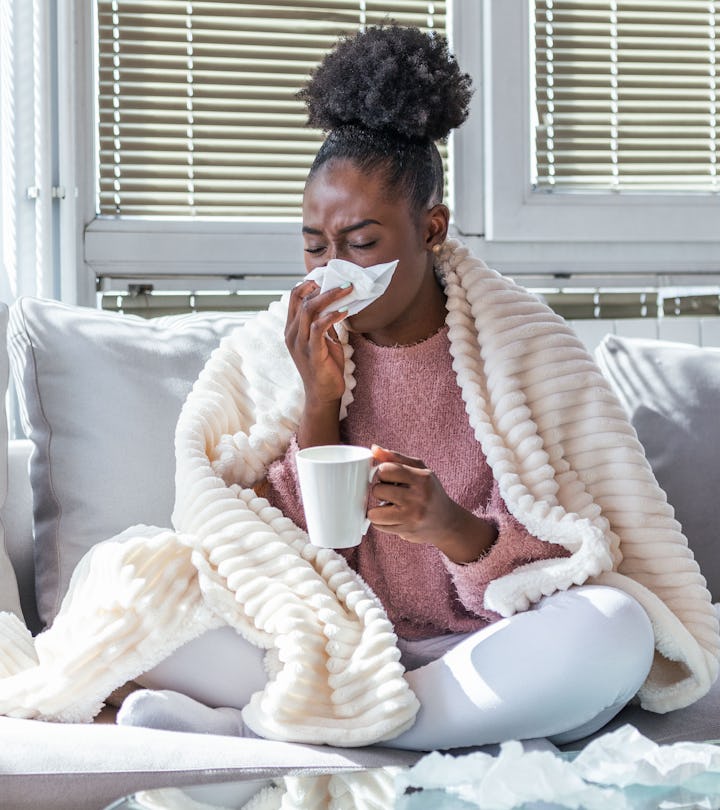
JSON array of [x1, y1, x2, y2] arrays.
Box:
[[117, 26, 666, 750]]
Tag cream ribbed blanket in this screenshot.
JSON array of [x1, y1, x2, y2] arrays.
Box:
[[0, 239, 717, 744]]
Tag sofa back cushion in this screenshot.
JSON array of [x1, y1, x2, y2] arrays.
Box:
[[8, 298, 252, 626], [596, 334, 720, 600], [0, 303, 24, 619]]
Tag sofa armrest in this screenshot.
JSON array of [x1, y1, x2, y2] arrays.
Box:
[[2, 439, 41, 633]]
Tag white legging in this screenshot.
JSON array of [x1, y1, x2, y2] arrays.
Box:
[[137, 585, 655, 751]]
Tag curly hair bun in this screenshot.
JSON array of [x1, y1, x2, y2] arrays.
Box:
[[299, 25, 473, 142]]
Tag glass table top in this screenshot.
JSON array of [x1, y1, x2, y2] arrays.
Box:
[[106, 725, 720, 810], [106, 760, 720, 810]]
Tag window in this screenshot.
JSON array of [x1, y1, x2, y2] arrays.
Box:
[[452, 0, 720, 279], [69, 1, 720, 300], [97, 1, 448, 218], [84, 1, 448, 300], [533, 0, 719, 193]]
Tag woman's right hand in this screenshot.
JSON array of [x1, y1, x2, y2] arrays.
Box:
[[285, 279, 352, 407]]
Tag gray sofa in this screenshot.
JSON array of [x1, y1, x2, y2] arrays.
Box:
[[1, 298, 720, 810]]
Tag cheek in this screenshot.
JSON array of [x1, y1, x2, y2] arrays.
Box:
[[387, 260, 424, 300], [303, 253, 326, 274]]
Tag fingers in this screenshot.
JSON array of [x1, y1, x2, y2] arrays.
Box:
[[373, 481, 408, 505], [286, 281, 352, 352], [290, 284, 353, 351], [368, 448, 431, 508], [371, 465, 433, 518], [288, 278, 317, 321], [367, 502, 404, 528], [367, 453, 444, 541], [287, 279, 319, 335], [307, 304, 349, 352], [371, 445, 427, 470], [290, 280, 352, 323], [365, 450, 460, 546], [377, 454, 431, 488]]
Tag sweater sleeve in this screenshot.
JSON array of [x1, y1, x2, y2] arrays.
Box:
[[259, 435, 308, 531], [443, 478, 570, 618]]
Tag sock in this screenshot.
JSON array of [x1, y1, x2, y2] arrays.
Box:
[[116, 688, 249, 737]]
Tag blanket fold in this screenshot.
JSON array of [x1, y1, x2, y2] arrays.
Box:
[[0, 239, 717, 742]]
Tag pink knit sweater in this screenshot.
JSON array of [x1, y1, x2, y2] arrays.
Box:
[[265, 325, 568, 640]]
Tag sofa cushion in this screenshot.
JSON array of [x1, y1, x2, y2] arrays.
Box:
[[0, 715, 420, 810], [3, 440, 38, 632], [0, 303, 24, 620], [567, 661, 720, 750], [595, 334, 720, 599], [7, 298, 252, 625]]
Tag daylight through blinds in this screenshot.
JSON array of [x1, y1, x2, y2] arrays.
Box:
[[534, 0, 719, 192], [97, 1, 447, 217]]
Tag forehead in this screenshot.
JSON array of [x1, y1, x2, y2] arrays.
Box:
[[302, 160, 410, 228]]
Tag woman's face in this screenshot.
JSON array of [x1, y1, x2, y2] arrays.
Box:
[[302, 159, 447, 342]]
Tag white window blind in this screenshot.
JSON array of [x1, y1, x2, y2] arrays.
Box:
[[534, 0, 719, 192], [97, 0, 447, 218]]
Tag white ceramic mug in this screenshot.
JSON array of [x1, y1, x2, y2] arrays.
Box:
[[296, 444, 376, 548]]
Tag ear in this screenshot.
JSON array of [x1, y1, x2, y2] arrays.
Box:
[[423, 204, 450, 253]]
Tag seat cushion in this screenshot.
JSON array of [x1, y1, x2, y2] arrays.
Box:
[[565, 667, 720, 751], [0, 715, 420, 810]]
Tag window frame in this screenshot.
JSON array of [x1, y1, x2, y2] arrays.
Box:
[[451, 0, 720, 277], [70, 0, 720, 307]]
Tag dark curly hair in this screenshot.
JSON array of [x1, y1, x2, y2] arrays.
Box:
[[298, 25, 473, 216]]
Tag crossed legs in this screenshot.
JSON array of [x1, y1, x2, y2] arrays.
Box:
[[118, 585, 655, 750]]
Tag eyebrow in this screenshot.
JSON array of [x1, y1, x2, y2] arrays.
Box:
[[301, 218, 382, 236]]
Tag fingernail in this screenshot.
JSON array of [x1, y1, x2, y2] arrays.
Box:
[[339, 281, 352, 289]]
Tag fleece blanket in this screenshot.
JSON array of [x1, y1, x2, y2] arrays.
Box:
[[0, 239, 718, 744]]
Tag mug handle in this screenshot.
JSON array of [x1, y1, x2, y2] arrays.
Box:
[[362, 464, 379, 534]]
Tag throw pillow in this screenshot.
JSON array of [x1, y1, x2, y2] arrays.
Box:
[[595, 334, 720, 600], [0, 302, 24, 619], [8, 297, 253, 625]]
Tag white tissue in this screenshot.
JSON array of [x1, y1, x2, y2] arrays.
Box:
[[396, 742, 624, 810], [305, 258, 399, 317], [397, 725, 720, 810], [573, 725, 720, 788]]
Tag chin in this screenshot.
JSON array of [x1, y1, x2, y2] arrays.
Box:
[[343, 298, 401, 337], [344, 313, 381, 336], [342, 312, 365, 333], [343, 300, 386, 332]]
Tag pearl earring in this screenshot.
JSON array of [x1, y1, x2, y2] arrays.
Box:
[[432, 243, 442, 255]]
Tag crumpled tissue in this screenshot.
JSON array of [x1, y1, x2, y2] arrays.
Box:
[[396, 740, 623, 810], [305, 258, 398, 317], [396, 725, 720, 810], [573, 723, 720, 788]]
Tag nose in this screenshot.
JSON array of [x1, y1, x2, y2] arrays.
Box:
[[327, 242, 348, 262]]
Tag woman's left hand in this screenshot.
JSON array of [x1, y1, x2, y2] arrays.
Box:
[[368, 446, 497, 564]]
